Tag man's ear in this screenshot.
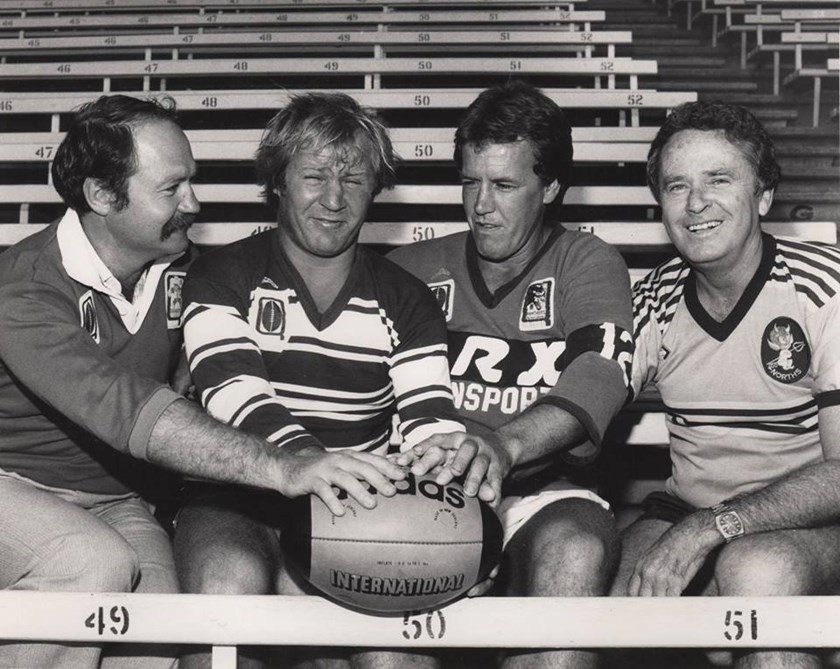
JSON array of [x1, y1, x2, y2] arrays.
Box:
[[83, 178, 116, 216], [543, 179, 562, 205], [758, 188, 774, 217]]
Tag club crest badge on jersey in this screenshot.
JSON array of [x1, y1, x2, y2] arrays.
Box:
[[257, 296, 286, 337], [520, 278, 554, 331], [761, 317, 810, 384], [164, 271, 186, 329], [428, 280, 454, 322], [79, 290, 99, 343]]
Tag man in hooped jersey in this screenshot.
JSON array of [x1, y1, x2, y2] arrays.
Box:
[[0, 95, 412, 669], [611, 101, 840, 668], [175, 92, 463, 669], [390, 81, 634, 669]]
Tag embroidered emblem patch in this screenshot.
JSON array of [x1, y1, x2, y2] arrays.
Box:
[[428, 280, 454, 322], [79, 290, 99, 343], [761, 317, 810, 384], [164, 271, 186, 329], [257, 297, 286, 337], [520, 278, 554, 331]]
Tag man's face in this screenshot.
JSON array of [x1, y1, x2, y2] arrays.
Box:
[[460, 140, 559, 263], [658, 129, 773, 270], [106, 119, 199, 264], [275, 145, 376, 260]]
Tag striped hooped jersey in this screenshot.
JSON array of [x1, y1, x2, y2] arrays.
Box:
[[632, 234, 840, 508], [182, 232, 463, 454]]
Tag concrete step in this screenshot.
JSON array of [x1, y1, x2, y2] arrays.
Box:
[[654, 56, 729, 68], [640, 78, 759, 92]]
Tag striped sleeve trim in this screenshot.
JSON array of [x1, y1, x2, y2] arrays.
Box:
[[775, 238, 840, 309], [817, 389, 840, 410]]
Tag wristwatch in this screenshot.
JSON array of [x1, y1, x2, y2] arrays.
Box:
[[710, 502, 745, 543]]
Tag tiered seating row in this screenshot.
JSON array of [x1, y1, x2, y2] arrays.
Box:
[[0, 0, 585, 10], [0, 8, 604, 30]]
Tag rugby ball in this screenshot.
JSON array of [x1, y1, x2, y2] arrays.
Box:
[[280, 473, 503, 615]]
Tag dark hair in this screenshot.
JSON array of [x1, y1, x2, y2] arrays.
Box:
[[647, 100, 781, 202], [51, 95, 179, 215], [454, 81, 574, 190], [255, 92, 397, 210]]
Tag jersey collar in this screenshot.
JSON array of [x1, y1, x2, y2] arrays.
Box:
[[685, 233, 776, 342], [466, 224, 565, 309], [56, 208, 173, 334]]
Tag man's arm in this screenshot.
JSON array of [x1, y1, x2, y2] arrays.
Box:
[[146, 397, 406, 516], [626, 403, 840, 596]]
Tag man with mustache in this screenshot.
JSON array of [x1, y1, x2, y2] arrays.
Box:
[[0, 94, 409, 668]]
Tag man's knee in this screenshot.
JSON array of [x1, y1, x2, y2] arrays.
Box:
[[39, 529, 139, 592], [715, 533, 817, 596], [179, 543, 278, 595], [506, 499, 618, 596]]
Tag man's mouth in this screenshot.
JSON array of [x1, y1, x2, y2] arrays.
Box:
[[687, 220, 722, 233]]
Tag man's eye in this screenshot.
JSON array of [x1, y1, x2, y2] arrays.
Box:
[[665, 183, 686, 193]]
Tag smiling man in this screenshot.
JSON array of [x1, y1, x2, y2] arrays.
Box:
[[390, 81, 633, 669], [611, 101, 840, 669], [175, 92, 463, 669]]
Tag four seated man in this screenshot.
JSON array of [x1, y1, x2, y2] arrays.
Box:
[[0, 80, 837, 668]]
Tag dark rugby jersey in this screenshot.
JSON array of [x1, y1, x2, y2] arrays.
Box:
[[390, 227, 633, 464], [0, 209, 189, 494]]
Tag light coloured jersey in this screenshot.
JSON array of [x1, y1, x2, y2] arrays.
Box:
[[632, 234, 840, 508], [0, 210, 189, 495], [389, 227, 633, 464], [182, 231, 463, 454]]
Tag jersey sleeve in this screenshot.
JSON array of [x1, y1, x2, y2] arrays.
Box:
[[628, 273, 664, 402], [531, 236, 634, 461], [182, 259, 317, 449], [385, 267, 464, 449], [0, 280, 180, 461], [809, 291, 840, 409]]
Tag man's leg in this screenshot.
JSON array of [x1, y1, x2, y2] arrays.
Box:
[[609, 516, 674, 597], [96, 495, 179, 669], [501, 497, 619, 669], [175, 486, 282, 669], [0, 475, 144, 668], [714, 526, 840, 669]]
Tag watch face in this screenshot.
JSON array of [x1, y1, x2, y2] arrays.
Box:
[[718, 511, 743, 537]]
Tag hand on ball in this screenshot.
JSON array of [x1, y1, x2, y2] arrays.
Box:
[[277, 440, 406, 516], [396, 432, 512, 506]]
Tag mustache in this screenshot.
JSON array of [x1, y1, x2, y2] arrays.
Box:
[[160, 212, 196, 241]]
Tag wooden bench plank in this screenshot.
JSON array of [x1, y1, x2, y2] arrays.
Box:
[[1, 0, 585, 10], [0, 129, 653, 163], [0, 28, 630, 54], [3, 591, 840, 650], [0, 184, 659, 206], [0, 89, 692, 116], [0, 9, 605, 30], [0, 56, 656, 80], [2, 220, 832, 250]]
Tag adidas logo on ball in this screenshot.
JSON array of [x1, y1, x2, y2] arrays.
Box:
[[336, 472, 466, 509]]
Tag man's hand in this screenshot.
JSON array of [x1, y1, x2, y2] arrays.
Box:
[[276, 442, 407, 516], [394, 432, 513, 505], [627, 510, 722, 597]]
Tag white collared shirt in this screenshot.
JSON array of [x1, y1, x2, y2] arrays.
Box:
[[56, 209, 175, 334]]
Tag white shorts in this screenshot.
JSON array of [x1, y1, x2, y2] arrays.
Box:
[[497, 480, 610, 547]]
